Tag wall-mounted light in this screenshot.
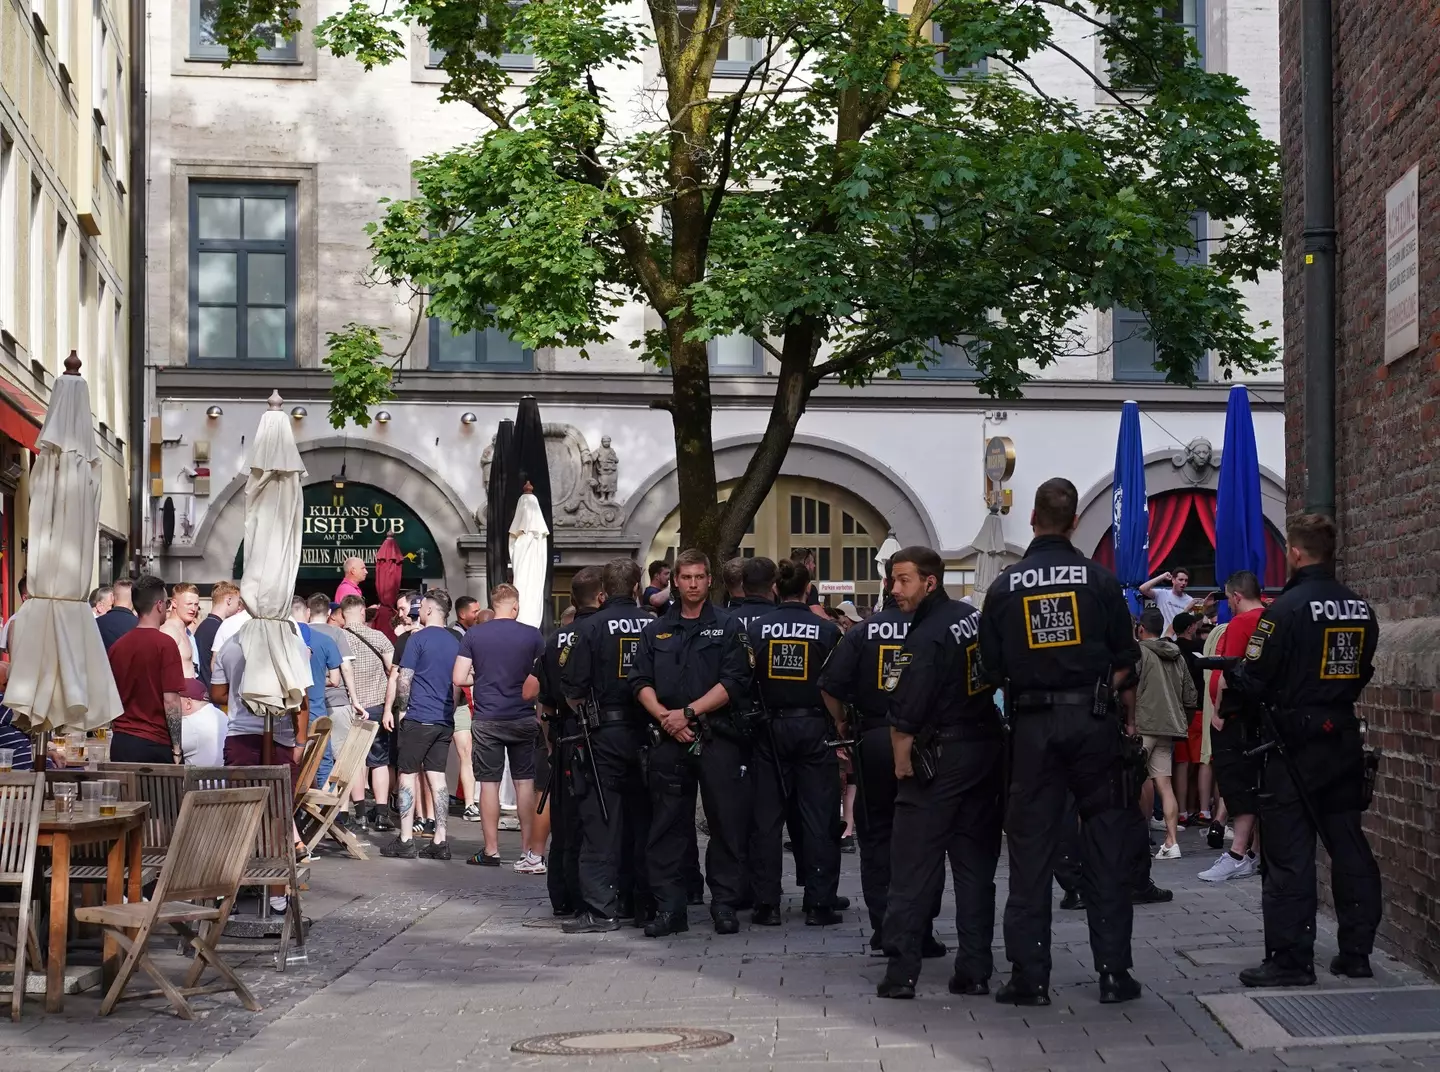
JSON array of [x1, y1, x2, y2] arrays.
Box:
[[205, 405, 224, 419], [460, 412, 478, 425], [290, 406, 308, 420], [375, 410, 392, 424]]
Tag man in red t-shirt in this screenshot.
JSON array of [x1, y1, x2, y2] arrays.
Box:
[[1197, 570, 1266, 883], [107, 575, 185, 764]]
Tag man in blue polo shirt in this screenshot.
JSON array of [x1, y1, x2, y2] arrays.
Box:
[[382, 589, 461, 860]]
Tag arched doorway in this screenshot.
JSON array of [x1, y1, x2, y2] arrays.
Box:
[[647, 477, 891, 609], [233, 481, 445, 599]]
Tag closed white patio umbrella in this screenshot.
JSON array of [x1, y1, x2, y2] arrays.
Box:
[[971, 508, 1008, 607], [237, 391, 311, 762], [509, 481, 550, 629], [6, 354, 122, 739]]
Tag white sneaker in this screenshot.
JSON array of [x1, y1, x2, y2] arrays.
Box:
[[1224, 825, 1235, 841], [463, 803, 482, 822], [498, 815, 521, 831], [513, 851, 547, 875], [1148, 818, 1168, 831], [1155, 842, 1182, 861], [1231, 852, 1258, 880], [1198, 851, 1250, 882]]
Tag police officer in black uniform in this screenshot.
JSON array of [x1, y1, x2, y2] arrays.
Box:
[[747, 559, 845, 926], [529, 570, 601, 917], [820, 593, 949, 954], [979, 478, 1142, 1006], [873, 546, 1004, 999], [1227, 513, 1382, 988], [558, 558, 656, 932], [629, 549, 754, 936]]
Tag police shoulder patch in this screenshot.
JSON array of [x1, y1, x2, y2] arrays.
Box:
[[558, 642, 572, 667], [883, 651, 913, 692], [1256, 618, 1276, 636], [1244, 634, 1267, 661], [655, 632, 672, 640]]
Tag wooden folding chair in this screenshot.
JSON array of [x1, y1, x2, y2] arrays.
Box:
[[292, 717, 332, 810], [0, 772, 45, 1021], [75, 786, 269, 1019], [299, 719, 378, 861], [185, 766, 306, 971], [99, 763, 187, 869], [42, 772, 155, 888]]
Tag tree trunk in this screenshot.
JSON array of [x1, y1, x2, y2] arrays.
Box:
[[667, 325, 722, 560]]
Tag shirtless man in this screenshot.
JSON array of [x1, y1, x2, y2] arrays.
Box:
[[161, 582, 203, 678]]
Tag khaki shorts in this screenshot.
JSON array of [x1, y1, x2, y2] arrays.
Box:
[[1141, 735, 1175, 779], [453, 705, 473, 735]]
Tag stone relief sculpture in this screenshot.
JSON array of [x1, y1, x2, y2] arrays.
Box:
[[477, 424, 622, 528], [1172, 436, 1221, 486]]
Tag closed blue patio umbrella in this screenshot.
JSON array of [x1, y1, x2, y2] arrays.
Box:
[[1214, 385, 1265, 623], [1112, 400, 1149, 617]]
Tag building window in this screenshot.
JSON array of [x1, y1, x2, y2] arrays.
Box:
[[709, 333, 763, 374], [1165, 0, 1205, 69], [188, 182, 297, 364], [899, 338, 981, 379], [932, 23, 987, 80], [0, 133, 14, 340], [190, 0, 298, 62], [1112, 212, 1209, 382], [427, 2, 534, 71], [428, 317, 533, 370], [715, 33, 764, 75]]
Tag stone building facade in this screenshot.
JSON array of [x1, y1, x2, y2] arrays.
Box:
[[1279, 0, 1440, 976]]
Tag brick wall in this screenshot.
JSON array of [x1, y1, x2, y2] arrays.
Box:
[[1279, 0, 1440, 977]]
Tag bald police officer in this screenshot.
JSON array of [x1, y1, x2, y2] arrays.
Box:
[[747, 559, 844, 926], [561, 558, 657, 933], [875, 546, 1004, 1000], [1228, 513, 1382, 988], [980, 478, 1142, 1006]]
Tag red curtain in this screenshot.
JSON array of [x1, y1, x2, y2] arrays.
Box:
[[1147, 492, 1194, 573], [1092, 489, 1283, 587], [1094, 529, 1115, 569], [1192, 492, 1217, 548], [1264, 527, 1287, 589]]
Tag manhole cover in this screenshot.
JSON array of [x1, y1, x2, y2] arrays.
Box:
[[520, 917, 568, 929], [512, 1027, 733, 1055], [1255, 989, 1440, 1038]]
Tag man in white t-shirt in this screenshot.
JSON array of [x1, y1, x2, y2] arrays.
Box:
[[1139, 568, 1202, 635]]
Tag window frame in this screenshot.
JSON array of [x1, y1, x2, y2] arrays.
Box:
[[897, 337, 983, 380], [1165, 0, 1205, 70], [1112, 211, 1211, 383], [187, 180, 298, 367], [931, 22, 988, 81], [426, 1, 535, 72], [427, 316, 535, 372], [189, 0, 299, 64], [707, 333, 765, 375]]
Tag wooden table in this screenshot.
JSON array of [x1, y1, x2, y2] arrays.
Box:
[[37, 801, 149, 1013]]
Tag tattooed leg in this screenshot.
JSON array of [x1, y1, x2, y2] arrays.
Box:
[[426, 771, 449, 843], [398, 776, 417, 841]]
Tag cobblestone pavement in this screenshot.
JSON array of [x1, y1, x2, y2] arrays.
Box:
[[3, 819, 1436, 1072]]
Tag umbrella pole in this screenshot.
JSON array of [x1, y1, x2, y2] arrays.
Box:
[[31, 730, 46, 772], [263, 713, 275, 766]]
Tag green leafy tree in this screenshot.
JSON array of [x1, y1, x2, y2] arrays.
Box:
[[209, 0, 1280, 559]]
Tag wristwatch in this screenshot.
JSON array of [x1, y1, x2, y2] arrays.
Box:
[[683, 706, 695, 721]]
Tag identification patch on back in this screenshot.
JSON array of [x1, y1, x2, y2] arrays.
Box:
[[768, 640, 808, 681], [883, 651, 912, 692], [965, 642, 986, 696], [875, 644, 901, 690], [1023, 592, 1082, 649], [617, 637, 640, 677], [1319, 627, 1364, 679]]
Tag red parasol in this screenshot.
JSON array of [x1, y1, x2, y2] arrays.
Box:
[[369, 535, 403, 642]]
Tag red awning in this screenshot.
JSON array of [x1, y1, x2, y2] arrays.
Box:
[[0, 377, 45, 452]]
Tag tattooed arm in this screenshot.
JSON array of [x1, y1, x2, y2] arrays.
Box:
[[164, 692, 183, 762]]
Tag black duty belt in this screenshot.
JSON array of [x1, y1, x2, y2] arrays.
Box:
[[768, 707, 827, 720], [935, 721, 1004, 741], [595, 707, 640, 726], [1011, 690, 1094, 712]]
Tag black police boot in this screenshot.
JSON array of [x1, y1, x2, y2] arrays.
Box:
[[1098, 971, 1142, 1004], [616, 895, 635, 921], [552, 904, 577, 918], [712, 907, 740, 935], [751, 904, 782, 927], [1059, 889, 1085, 911], [1239, 959, 1316, 988], [1330, 953, 1373, 979], [922, 934, 948, 959], [633, 902, 657, 929], [643, 911, 689, 938], [1131, 881, 1173, 904], [834, 895, 851, 910], [686, 890, 706, 906], [869, 931, 884, 954], [563, 911, 621, 934], [805, 907, 844, 927], [876, 975, 916, 1000], [995, 974, 1051, 1007], [947, 975, 989, 996]]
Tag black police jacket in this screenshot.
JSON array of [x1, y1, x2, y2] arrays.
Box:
[[979, 534, 1139, 692], [534, 606, 599, 712], [818, 604, 912, 727], [628, 601, 753, 713], [1229, 564, 1377, 738], [885, 589, 996, 735], [561, 596, 651, 710], [729, 595, 777, 632], [746, 601, 841, 712]]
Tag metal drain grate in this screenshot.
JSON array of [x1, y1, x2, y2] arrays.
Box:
[[1255, 989, 1440, 1038]]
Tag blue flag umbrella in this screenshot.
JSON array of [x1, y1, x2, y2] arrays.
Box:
[[1112, 400, 1149, 617], [1214, 385, 1265, 623]]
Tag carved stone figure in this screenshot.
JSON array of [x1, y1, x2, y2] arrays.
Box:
[[476, 423, 623, 529], [1172, 436, 1221, 485], [592, 435, 619, 503]]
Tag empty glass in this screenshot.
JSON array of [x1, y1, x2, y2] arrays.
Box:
[[65, 734, 87, 767], [81, 781, 101, 816], [99, 780, 120, 817], [0, 748, 12, 772], [52, 782, 77, 816]]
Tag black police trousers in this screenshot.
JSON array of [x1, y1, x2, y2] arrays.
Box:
[[751, 714, 840, 910], [1003, 706, 1134, 981], [1259, 732, 1381, 969], [576, 721, 653, 919], [856, 722, 943, 940], [882, 734, 1003, 987], [1054, 791, 1081, 896], [544, 719, 582, 914], [647, 733, 752, 916]]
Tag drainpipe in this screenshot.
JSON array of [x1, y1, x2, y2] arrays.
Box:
[[1301, 0, 1336, 518], [126, 0, 147, 572]]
